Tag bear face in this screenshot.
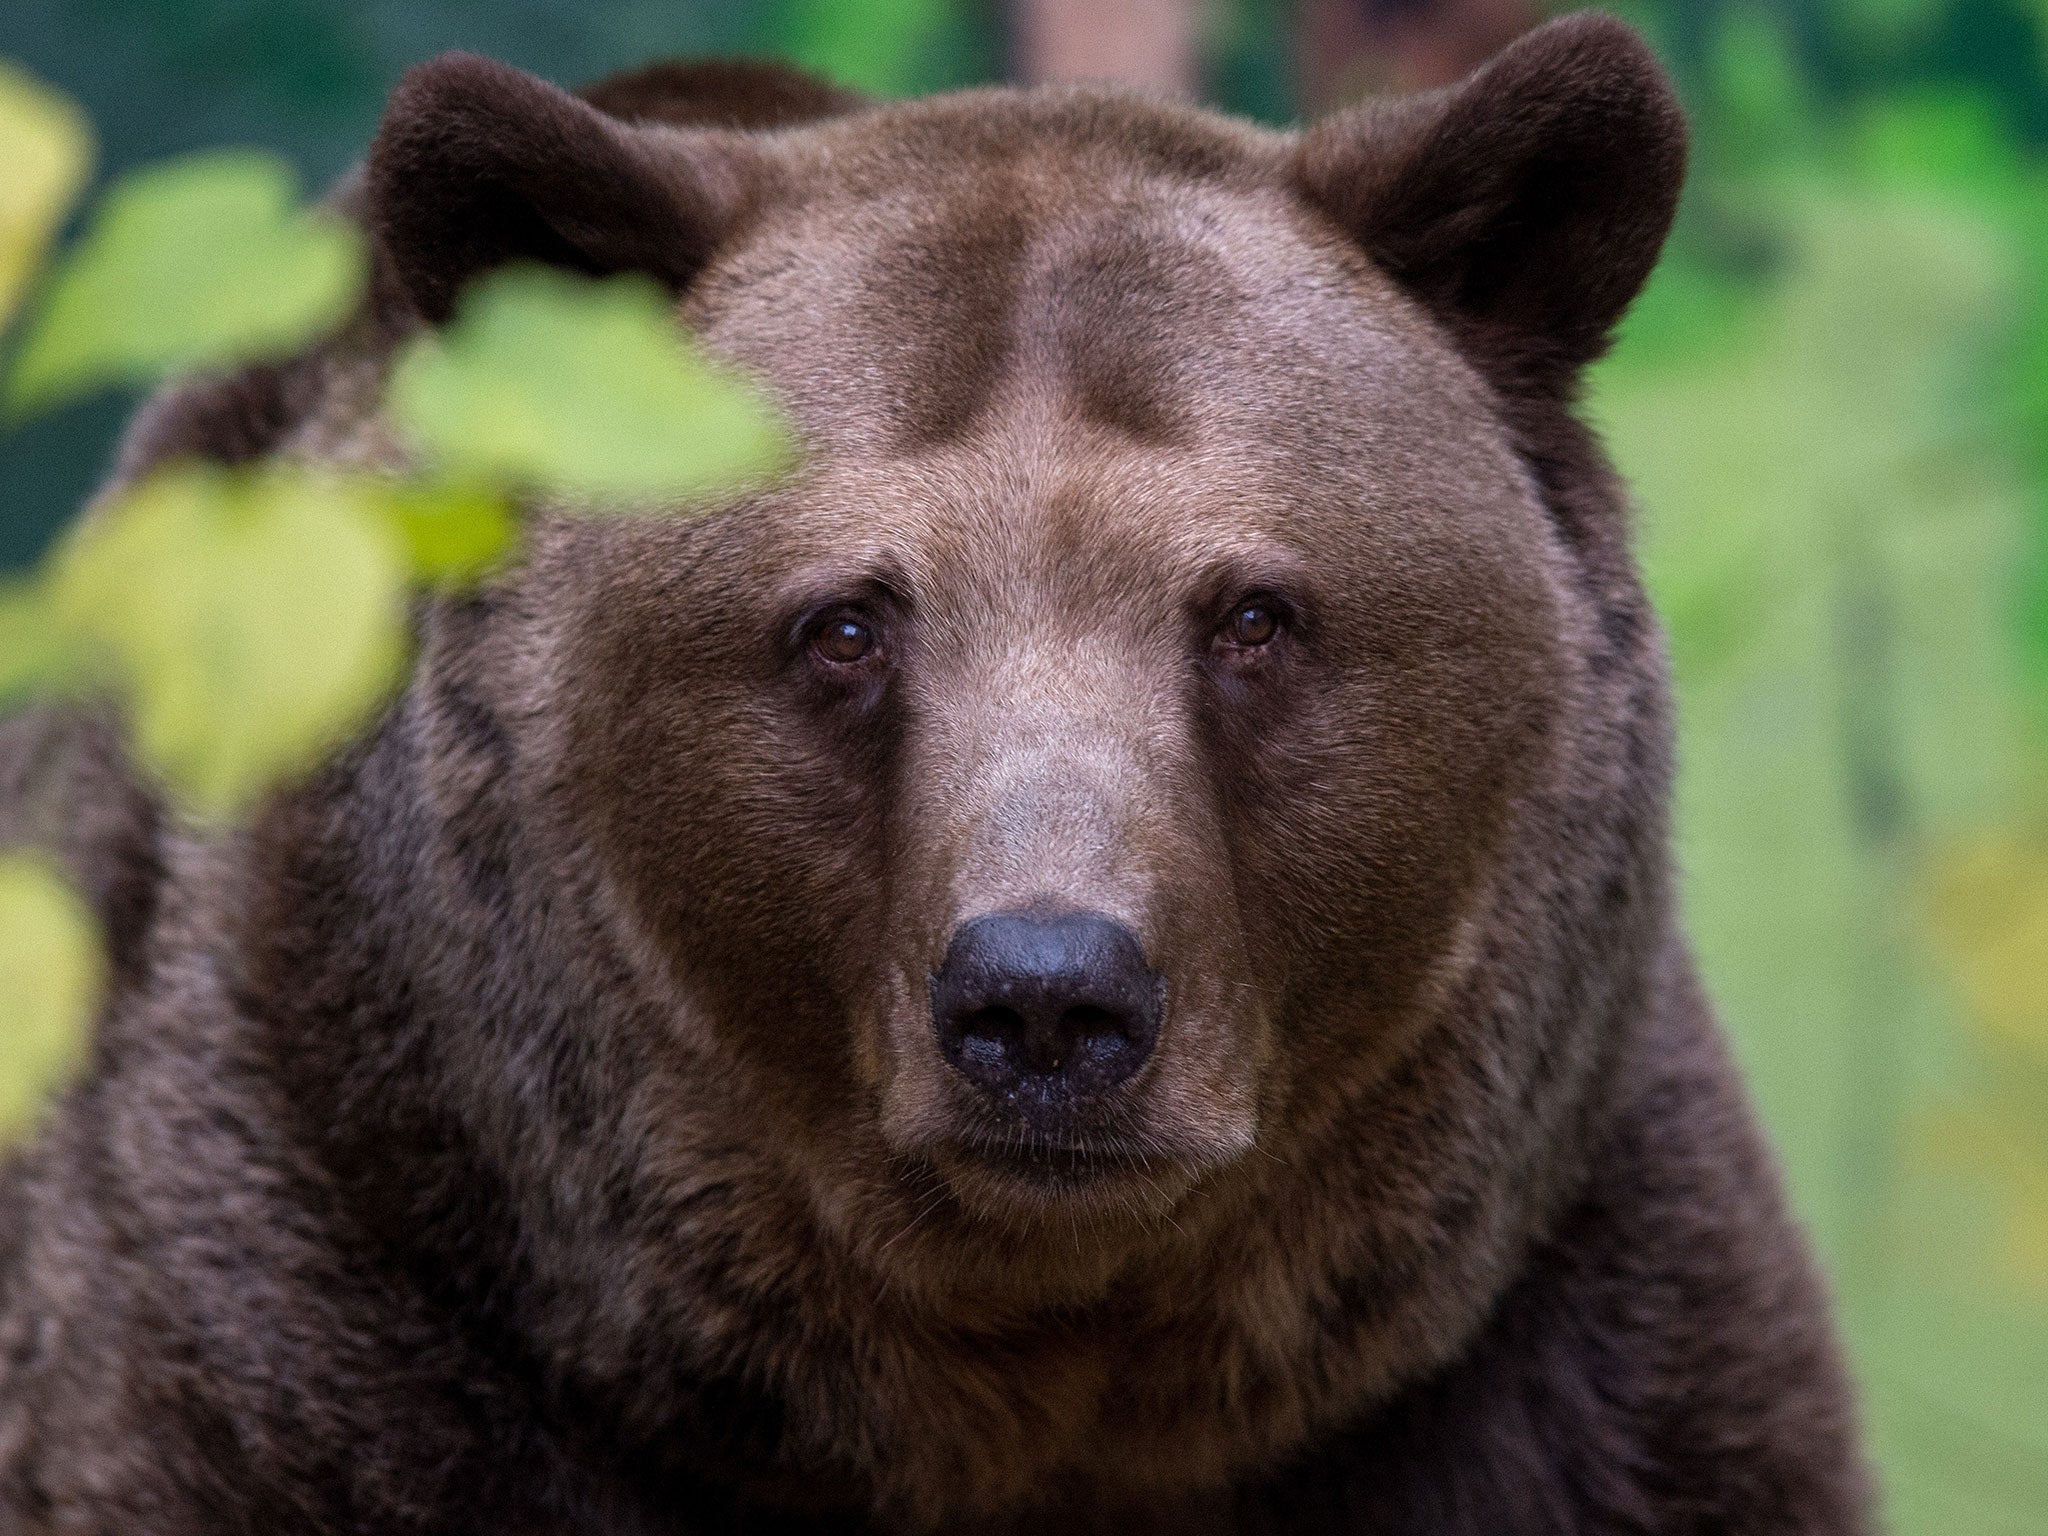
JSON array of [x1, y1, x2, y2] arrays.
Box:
[[546, 159, 1573, 1263], [356, 15, 1679, 1327], [349, 15, 1681, 1324]]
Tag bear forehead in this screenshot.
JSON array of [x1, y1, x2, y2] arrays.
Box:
[[680, 90, 1509, 478], [673, 224, 1532, 605], [769, 83, 1282, 196]]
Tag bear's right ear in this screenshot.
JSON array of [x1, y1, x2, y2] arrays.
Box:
[[367, 53, 763, 324], [1294, 13, 1687, 397]]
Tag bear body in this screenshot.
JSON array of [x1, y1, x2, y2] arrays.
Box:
[[0, 21, 1870, 1534]]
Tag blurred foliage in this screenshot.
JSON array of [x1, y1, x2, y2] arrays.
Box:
[[5, 151, 365, 415], [1, 0, 2047, 1530], [769, 0, 967, 93], [0, 854, 97, 1145], [0, 60, 90, 331], [43, 463, 409, 816], [1590, 0, 2048, 1523], [381, 475, 518, 582], [0, 57, 791, 1143], [389, 266, 789, 507]]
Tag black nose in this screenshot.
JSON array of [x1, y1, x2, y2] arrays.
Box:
[[930, 910, 1162, 1104]]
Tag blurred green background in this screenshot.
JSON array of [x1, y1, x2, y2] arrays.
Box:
[[3, 0, 2045, 1528]]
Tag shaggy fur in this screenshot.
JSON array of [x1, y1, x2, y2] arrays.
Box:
[[0, 16, 1871, 1534]]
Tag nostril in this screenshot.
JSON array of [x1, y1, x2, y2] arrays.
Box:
[[1059, 1004, 1130, 1046], [956, 1028, 1011, 1083], [1055, 1005, 1148, 1090], [961, 1005, 1025, 1038], [957, 1005, 1023, 1065]]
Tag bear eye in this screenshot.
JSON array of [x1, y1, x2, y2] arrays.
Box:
[[1218, 599, 1282, 650], [810, 613, 877, 666]]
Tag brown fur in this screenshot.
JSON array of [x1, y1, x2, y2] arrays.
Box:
[[0, 707, 163, 991], [579, 58, 868, 131], [0, 18, 1871, 1534]]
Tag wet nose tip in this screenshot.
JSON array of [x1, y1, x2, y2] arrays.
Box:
[[930, 910, 1162, 1103]]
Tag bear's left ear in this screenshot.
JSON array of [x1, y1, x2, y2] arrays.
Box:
[[1294, 12, 1686, 396], [367, 53, 766, 324]]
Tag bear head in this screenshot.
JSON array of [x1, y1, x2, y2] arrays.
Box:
[[351, 14, 1686, 1326]]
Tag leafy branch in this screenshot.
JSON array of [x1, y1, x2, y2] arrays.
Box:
[[0, 57, 791, 1143]]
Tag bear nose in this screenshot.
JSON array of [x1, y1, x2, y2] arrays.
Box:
[[930, 910, 1162, 1103]]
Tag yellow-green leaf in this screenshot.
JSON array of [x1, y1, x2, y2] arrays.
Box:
[[6, 149, 364, 416], [48, 464, 408, 817], [0, 855, 100, 1147], [0, 576, 85, 711], [388, 266, 791, 509], [0, 59, 92, 332], [380, 477, 517, 585]]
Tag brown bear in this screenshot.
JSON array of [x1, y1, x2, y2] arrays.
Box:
[[0, 15, 1872, 1533]]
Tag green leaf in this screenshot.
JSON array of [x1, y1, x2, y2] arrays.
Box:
[[0, 854, 100, 1147], [0, 58, 93, 332], [379, 477, 517, 585], [48, 464, 408, 817], [0, 577, 86, 712], [6, 149, 365, 416], [388, 266, 791, 509]]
